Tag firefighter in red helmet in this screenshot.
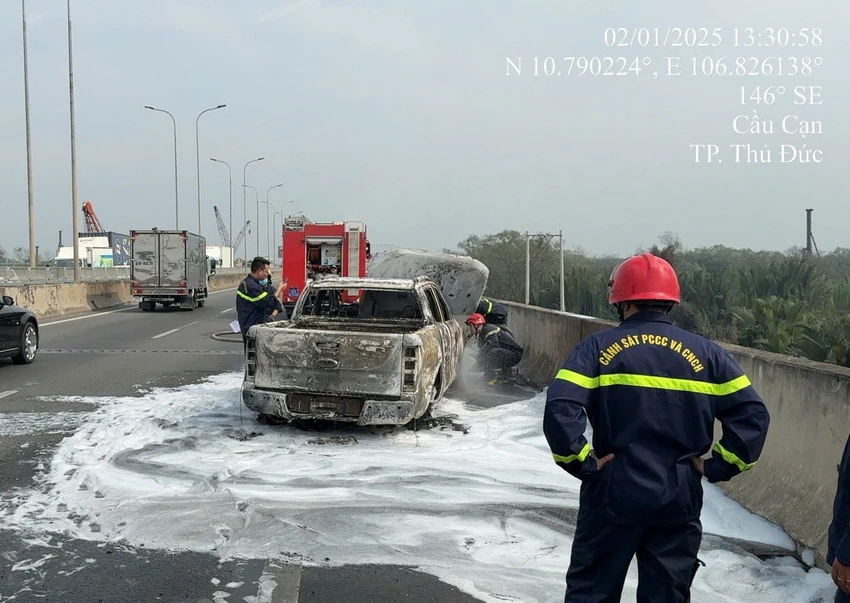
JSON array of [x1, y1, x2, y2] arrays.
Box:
[[543, 252, 770, 603], [466, 312, 523, 384]]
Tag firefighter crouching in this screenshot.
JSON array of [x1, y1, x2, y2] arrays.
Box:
[[465, 313, 523, 384], [543, 252, 770, 602]]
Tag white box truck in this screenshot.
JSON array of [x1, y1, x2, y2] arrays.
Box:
[[130, 229, 209, 311]]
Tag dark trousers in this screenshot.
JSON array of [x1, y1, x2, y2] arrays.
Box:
[[836, 588, 850, 602], [565, 508, 703, 603], [480, 348, 521, 371]]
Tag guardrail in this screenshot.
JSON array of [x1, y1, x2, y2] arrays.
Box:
[[0, 265, 246, 285]]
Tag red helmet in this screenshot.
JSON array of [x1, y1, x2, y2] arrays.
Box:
[[466, 313, 486, 325], [608, 253, 680, 305]]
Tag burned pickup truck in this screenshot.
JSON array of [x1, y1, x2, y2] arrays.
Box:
[[241, 275, 478, 426]]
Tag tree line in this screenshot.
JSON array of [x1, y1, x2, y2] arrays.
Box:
[[447, 230, 850, 368], [0, 246, 48, 265]]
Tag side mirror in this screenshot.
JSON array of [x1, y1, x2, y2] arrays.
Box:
[[1, 295, 14, 307]]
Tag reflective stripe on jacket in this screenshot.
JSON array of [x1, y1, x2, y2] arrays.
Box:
[[476, 297, 508, 325], [543, 310, 769, 526], [236, 274, 283, 335]]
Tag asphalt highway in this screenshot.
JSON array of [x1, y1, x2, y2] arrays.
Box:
[[0, 289, 484, 603]]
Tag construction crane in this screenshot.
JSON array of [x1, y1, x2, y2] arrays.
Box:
[[82, 201, 105, 233], [213, 206, 231, 247], [232, 220, 251, 252]]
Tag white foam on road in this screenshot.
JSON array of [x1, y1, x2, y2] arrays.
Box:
[[0, 373, 835, 603], [0, 411, 90, 438]]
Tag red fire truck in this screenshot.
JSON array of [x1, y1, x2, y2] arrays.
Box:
[[278, 215, 371, 312]]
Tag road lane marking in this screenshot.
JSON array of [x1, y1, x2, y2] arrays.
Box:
[[264, 562, 301, 603], [0, 390, 19, 400], [42, 307, 135, 326], [40, 287, 238, 328], [151, 320, 199, 339], [221, 307, 234, 314]]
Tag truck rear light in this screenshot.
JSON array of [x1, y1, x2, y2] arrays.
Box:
[[403, 346, 417, 392], [246, 337, 257, 378]]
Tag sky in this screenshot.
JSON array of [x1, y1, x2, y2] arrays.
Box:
[[0, 371, 835, 602], [0, 1, 848, 261]]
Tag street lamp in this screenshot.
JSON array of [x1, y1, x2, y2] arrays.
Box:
[[195, 104, 225, 236], [66, 0, 80, 281], [242, 184, 259, 257], [145, 105, 178, 229], [242, 157, 264, 263], [210, 158, 232, 249], [264, 184, 283, 259], [22, 0, 36, 269]]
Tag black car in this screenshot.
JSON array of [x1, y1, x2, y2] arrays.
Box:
[[0, 294, 39, 365]]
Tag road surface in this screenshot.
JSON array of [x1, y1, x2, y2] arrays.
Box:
[[0, 290, 483, 603]]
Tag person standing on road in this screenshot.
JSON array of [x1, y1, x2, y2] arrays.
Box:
[[236, 256, 286, 346], [827, 433, 850, 601], [542, 252, 770, 602]]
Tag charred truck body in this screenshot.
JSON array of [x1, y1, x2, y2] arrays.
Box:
[[130, 229, 209, 311], [242, 250, 489, 426]]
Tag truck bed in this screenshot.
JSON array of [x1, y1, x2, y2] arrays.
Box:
[[251, 325, 413, 398]]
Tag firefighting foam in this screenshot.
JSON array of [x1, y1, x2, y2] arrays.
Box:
[[0, 372, 833, 603]]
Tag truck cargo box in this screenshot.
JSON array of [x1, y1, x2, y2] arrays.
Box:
[[130, 229, 209, 311]]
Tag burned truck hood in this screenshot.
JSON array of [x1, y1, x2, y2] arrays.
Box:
[[366, 248, 489, 317]]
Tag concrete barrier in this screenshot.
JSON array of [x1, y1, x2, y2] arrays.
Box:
[[0, 273, 245, 320], [496, 299, 850, 569], [0, 281, 134, 319], [209, 272, 244, 291]]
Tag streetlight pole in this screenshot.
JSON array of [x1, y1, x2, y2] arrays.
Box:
[[145, 105, 178, 229], [195, 104, 225, 236], [524, 231, 530, 305], [559, 229, 565, 312], [242, 185, 259, 257], [524, 231, 562, 308], [66, 0, 80, 281], [242, 157, 264, 263], [22, 0, 36, 268], [265, 184, 283, 259], [210, 158, 232, 249]]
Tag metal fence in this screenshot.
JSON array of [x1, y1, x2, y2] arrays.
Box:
[[0, 265, 245, 285]]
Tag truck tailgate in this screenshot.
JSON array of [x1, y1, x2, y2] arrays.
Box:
[[253, 328, 404, 397], [159, 232, 188, 287]]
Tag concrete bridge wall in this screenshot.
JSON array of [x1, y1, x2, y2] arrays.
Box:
[[497, 299, 850, 568]]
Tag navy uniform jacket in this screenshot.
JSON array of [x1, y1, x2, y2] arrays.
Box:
[[543, 311, 770, 526], [477, 298, 508, 325], [236, 274, 284, 335], [828, 433, 850, 566], [477, 323, 523, 355]]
